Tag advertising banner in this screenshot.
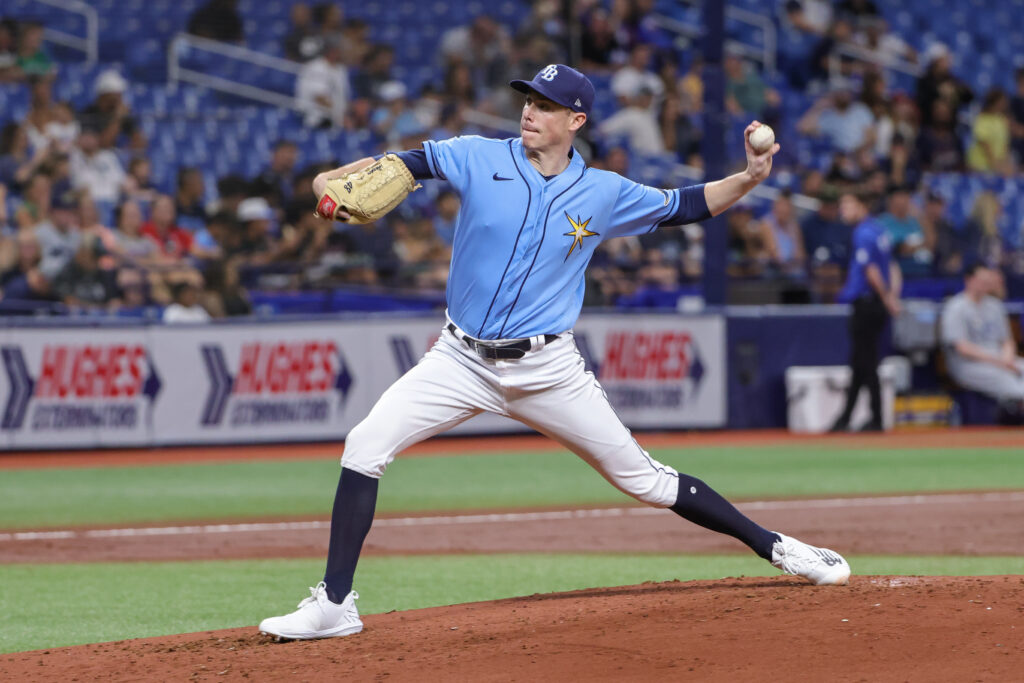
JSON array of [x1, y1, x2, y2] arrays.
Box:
[[1, 313, 725, 450]]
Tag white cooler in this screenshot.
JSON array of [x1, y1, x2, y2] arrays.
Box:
[[785, 358, 905, 433]]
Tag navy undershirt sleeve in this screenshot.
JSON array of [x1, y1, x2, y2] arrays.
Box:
[[660, 183, 711, 226], [373, 150, 434, 180]]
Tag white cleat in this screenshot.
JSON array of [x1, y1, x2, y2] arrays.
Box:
[[259, 582, 363, 640], [770, 533, 851, 586]]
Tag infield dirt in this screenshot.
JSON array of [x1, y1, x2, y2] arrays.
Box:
[[2, 576, 1021, 681]]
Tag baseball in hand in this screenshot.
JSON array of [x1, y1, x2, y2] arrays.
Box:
[[749, 125, 775, 154]]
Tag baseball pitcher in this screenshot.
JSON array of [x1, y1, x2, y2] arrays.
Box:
[[259, 64, 851, 641]]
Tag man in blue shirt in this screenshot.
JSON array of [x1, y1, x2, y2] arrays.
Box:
[[830, 192, 903, 432], [259, 65, 852, 641]]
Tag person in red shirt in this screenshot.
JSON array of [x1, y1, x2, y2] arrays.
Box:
[[141, 194, 194, 261]]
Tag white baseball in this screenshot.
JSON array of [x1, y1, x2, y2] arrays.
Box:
[[749, 125, 775, 154]]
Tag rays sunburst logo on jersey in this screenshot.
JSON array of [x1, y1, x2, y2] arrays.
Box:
[[563, 211, 599, 261]]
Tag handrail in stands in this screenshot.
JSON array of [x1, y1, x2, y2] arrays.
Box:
[[828, 41, 923, 87], [651, 6, 777, 75], [34, 0, 98, 67]]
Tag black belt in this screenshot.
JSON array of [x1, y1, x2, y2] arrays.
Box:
[[447, 323, 557, 360]]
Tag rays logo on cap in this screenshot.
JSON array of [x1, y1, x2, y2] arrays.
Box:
[[541, 64, 559, 81]]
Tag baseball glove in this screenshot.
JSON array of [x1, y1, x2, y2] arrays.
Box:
[[314, 154, 421, 224]]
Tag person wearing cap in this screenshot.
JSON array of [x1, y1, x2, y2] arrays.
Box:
[[34, 182, 82, 283], [79, 69, 137, 149], [235, 196, 281, 265], [260, 64, 854, 643], [829, 191, 902, 432]]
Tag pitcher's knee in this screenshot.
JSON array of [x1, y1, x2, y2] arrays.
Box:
[[340, 420, 392, 478], [618, 471, 679, 507]]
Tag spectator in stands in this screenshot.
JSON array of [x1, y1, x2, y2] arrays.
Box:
[[881, 133, 920, 189], [162, 278, 212, 323], [797, 86, 875, 153], [142, 194, 193, 261], [15, 22, 53, 79], [916, 43, 972, 128], [175, 167, 207, 229], [190, 209, 233, 261], [962, 191, 1005, 270], [916, 100, 964, 172], [77, 193, 118, 267], [251, 141, 298, 210], [440, 15, 512, 92], [518, 0, 567, 49], [13, 170, 50, 229], [808, 17, 854, 85], [442, 63, 477, 109], [967, 88, 1014, 175], [432, 189, 459, 247], [853, 18, 915, 65], [340, 17, 371, 68], [726, 205, 767, 277], [52, 234, 118, 311], [114, 266, 150, 313], [112, 199, 161, 267], [69, 127, 125, 206], [724, 52, 766, 117], [43, 101, 80, 153], [0, 18, 18, 82], [201, 260, 251, 317], [235, 197, 281, 266], [1011, 67, 1024, 166], [919, 192, 961, 276], [0, 228, 49, 302], [79, 70, 136, 150], [350, 44, 395, 101], [599, 83, 664, 154], [759, 191, 806, 275], [35, 183, 81, 283], [371, 81, 424, 144], [0, 122, 47, 189], [801, 189, 848, 301], [941, 264, 1024, 408], [580, 7, 626, 71], [873, 92, 917, 159], [296, 35, 350, 128], [187, 0, 243, 44], [611, 43, 663, 105], [24, 74, 56, 153], [283, 3, 322, 62], [121, 156, 158, 206], [679, 55, 703, 113], [214, 174, 249, 217], [879, 185, 932, 277]]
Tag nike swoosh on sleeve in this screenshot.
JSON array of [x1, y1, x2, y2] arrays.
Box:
[[492, 173, 513, 181]]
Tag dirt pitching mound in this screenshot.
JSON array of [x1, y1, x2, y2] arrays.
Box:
[[3, 576, 1022, 681]]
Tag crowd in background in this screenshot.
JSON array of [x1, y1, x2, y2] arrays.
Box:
[[1, 0, 1023, 319]]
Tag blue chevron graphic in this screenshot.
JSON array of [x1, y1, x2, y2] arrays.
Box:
[[200, 345, 234, 426], [389, 336, 417, 374], [143, 354, 162, 402], [1, 346, 34, 430], [334, 351, 353, 404]]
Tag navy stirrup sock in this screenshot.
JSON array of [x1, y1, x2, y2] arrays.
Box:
[[323, 467, 379, 603], [669, 474, 779, 560]]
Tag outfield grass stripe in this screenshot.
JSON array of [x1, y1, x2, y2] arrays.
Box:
[[5, 490, 1023, 542]]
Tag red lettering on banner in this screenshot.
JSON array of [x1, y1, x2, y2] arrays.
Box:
[[601, 332, 692, 381], [232, 341, 339, 395], [33, 345, 147, 399]]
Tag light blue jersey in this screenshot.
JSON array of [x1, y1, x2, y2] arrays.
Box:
[[422, 135, 707, 339]]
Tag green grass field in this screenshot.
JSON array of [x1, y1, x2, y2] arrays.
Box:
[[1, 440, 1022, 654], [2, 445, 1022, 528]]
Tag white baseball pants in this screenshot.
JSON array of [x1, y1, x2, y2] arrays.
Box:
[[341, 322, 681, 507]]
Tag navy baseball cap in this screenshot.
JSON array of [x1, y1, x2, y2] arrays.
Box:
[[510, 64, 595, 116]]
